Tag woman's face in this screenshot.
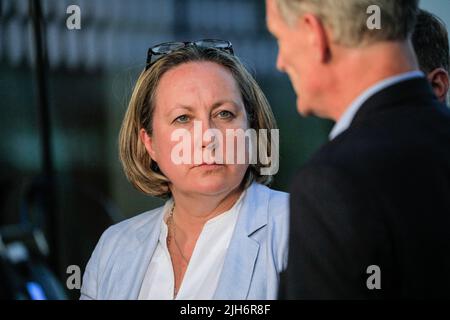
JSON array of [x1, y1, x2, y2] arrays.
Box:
[[141, 61, 250, 197]]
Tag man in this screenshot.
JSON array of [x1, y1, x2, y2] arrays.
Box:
[[266, 0, 450, 299], [413, 9, 449, 103]]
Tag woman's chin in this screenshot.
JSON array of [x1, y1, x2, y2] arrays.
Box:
[[169, 165, 247, 196], [188, 174, 241, 196], [190, 180, 231, 195]]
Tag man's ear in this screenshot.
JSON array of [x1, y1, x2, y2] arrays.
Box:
[[139, 128, 158, 162], [427, 68, 450, 103], [301, 13, 331, 63]]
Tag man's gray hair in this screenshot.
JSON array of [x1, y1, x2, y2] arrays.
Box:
[[276, 0, 419, 47]]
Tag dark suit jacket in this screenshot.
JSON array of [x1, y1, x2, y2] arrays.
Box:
[[280, 77, 450, 299]]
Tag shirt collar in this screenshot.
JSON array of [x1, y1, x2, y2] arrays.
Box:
[[329, 70, 425, 140], [158, 188, 247, 244]]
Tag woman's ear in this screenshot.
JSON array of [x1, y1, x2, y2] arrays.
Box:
[[139, 128, 158, 162], [427, 67, 450, 103]]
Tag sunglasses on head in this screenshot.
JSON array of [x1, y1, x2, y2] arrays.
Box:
[[145, 39, 234, 70]]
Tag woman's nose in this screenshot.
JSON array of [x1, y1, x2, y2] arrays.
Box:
[[191, 117, 218, 149], [200, 119, 218, 149]]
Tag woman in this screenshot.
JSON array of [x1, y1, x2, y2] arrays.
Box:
[[80, 40, 289, 300]]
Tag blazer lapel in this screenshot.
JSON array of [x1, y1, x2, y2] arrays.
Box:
[[214, 183, 269, 299], [107, 208, 165, 299]]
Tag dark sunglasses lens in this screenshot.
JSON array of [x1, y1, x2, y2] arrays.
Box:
[[147, 39, 233, 70], [152, 42, 186, 54], [149, 54, 162, 65], [148, 42, 186, 67], [195, 39, 229, 49]]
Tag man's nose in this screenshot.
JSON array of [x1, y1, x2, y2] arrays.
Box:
[[276, 51, 285, 72]]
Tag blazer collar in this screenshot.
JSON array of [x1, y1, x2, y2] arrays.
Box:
[[329, 71, 424, 140], [214, 182, 270, 299], [109, 206, 165, 299], [351, 76, 436, 128]]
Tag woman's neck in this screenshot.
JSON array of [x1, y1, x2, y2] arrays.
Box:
[[169, 184, 244, 238]]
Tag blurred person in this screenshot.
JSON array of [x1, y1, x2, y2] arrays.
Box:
[[267, 0, 450, 298], [412, 9, 449, 103], [80, 40, 289, 300]]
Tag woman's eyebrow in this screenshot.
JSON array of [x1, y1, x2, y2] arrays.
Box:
[[167, 100, 241, 116], [166, 105, 194, 116], [210, 100, 241, 110]]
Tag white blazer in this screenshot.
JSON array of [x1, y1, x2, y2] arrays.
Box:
[[80, 182, 289, 300]]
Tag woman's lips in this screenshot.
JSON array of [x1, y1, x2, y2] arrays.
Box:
[[192, 163, 224, 169]]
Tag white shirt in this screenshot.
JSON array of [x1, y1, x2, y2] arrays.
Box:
[[329, 70, 425, 140], [138, 191, 245, 300]]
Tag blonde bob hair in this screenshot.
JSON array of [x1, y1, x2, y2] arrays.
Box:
[[119, 46, 278, 198]]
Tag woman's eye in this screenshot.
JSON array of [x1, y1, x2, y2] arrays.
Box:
[[174, 115, 190, 123], [217, 110, 234, 119]]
